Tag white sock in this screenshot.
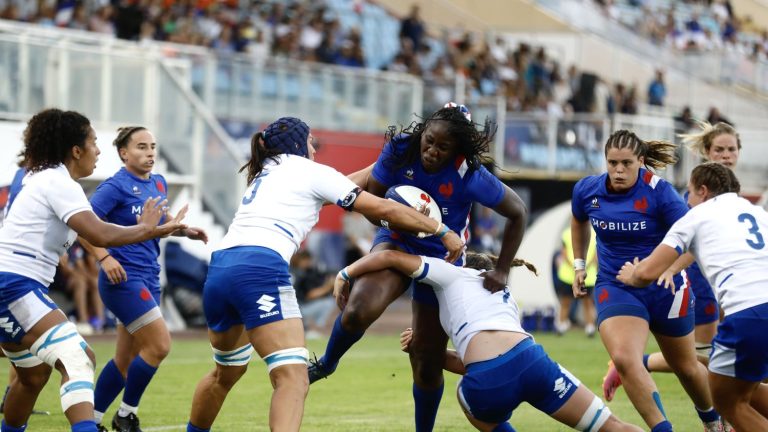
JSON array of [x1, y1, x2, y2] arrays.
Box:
[[117, 402, 138, 417], [94, 410, 104, 423]]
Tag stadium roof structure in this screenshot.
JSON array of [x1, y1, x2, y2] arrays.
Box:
[[378, 0, 573, 33]]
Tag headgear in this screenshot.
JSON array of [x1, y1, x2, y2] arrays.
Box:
[[263, 117, 310, 158]]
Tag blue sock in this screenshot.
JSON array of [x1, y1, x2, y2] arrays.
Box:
[[94, 359, 126, 414], [187, 422, 209, 432], [122, 355, 158, 409], [650, 420, 673, 432], [696, 406, 720, 423], [492, 422, 516, 432], [413, 382, 443, 432], [319, 314, 364, 372], [71, 420, 97, 432], [1, 420, 26, 432], [643, 354, 651, 371]]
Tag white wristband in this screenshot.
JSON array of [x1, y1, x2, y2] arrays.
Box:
[[573, 259, 586, 271], [339, 267, 351, 281]]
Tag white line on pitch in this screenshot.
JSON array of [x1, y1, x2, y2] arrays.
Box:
[[144, 425, 186, 431]]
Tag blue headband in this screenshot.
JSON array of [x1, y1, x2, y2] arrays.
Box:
[[263, 117, 310, 158]]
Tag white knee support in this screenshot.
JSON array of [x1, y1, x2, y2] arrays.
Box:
[[575, 396, 612, 432], [2, 348, 44, 368], [29, 321, 94, 412], [263, 347, 309, 373], [212, 343, 255, 367]]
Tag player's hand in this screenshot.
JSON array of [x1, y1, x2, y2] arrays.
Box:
[[440, 230, 465, 263], [656, 269, 677, 294], [101, 256, 127, 284], [150, 202, 188, 238], [482, 269, 508, 293], [572, 270, 588, 298], [184, 227, 209, 244], [400, 327, 413, 353], [616, 257, 641, 287], [333, 274, 350, 310]]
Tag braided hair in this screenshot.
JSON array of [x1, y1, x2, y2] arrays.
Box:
[[465, 252, 538, 275], [604, 129, 678, 170], [385, 105, 496, 172], [113, 126, 147, 162], [690, 162, 741, 196], [22, 108, 91, 173]]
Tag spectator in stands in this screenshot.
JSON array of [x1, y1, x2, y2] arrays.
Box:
[[706, 107, 733, 126], [647, 69, 666, 106], [472, 206, 500, 254], [674, 106, 696, 135], [290, 250, 336, 339], [399, 4, 425, 51]]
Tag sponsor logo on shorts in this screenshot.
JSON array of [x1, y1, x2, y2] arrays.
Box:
[[0, 317, 20, 338], [257, 294, 280, 318], [553, 376, 572, 399]]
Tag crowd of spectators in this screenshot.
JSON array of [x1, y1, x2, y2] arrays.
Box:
[[0, 0, 744, 118], [596, 0, 768, 61]]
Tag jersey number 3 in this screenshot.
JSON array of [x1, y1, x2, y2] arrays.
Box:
[[242, 173, 269, 205], [738, 213, 765, 250]]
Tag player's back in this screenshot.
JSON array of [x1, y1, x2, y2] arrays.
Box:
[[418, 256, 529, 358], [219, 155, 353, 261], [686, 193, 768, 314]]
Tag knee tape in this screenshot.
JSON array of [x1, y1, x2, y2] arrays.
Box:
[[212, 343, 254, 367], [29, 321, 94, 412], [263, 347, 308, 373], [2, 348, 44, 368], [575, 396, 611, 432], [695, 342, 713, 359]]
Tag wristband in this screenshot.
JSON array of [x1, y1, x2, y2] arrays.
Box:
[[573, 258, 586, 271], [435, 223, 450, 238], [339, 267, 351, 282], [98, 254, 111, 263]]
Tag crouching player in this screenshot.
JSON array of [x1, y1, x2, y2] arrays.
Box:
[[335, 250, 642, 431]]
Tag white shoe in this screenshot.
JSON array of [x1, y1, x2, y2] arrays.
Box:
[[75, 322, 94, 336], [585, 323, 596, 337]]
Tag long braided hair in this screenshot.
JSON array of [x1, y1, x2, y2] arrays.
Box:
[[385, 105, 497, 172]]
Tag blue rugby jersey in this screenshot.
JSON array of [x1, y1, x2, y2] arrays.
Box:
[[371, 134, 505, 255], [90, 167, 167, 274], [572, 168, 688, 288]]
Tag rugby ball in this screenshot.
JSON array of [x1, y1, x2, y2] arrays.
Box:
[[385, 185, 442, 233]]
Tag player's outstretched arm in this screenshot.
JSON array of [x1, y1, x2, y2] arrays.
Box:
[[333, 250, 422, 309], [616, 244, 679, 290], [352, 191, 464, 263], [69, 197, 187, 248], [570, 217, 591, 299]]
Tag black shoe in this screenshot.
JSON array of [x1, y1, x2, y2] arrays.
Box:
[[112, 412, 142, 432], [308, 355, 334, 384], [96, 424, 109, 432]]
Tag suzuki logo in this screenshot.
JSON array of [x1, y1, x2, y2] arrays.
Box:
[[257, 295, 276, 313]]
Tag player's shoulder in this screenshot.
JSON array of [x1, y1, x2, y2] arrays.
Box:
[[574, 173, 605, 195], [637, 169, 669, 193]]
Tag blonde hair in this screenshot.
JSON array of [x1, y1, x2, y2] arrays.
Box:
[[679, 121, 740, 159]]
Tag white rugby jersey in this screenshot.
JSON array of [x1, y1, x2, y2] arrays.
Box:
[[0, 165, 92, 285], [218, 155, 358, 262], [413, 256, 531, 360], [662, 193, 768, 315]]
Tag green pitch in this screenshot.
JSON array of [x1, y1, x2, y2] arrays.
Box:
[[3, 332, 704, 431]]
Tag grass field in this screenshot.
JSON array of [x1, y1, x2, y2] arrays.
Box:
[[2, 331, 707, 431]]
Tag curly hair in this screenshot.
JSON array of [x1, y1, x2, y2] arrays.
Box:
[[113, 126, 147, 162], [384, 106, 497, 172], [465, 251, 538, 275], [604, 129, 678, 170], [680, 121, 741, 159], [23, 108, 91, 173], [690, 162, 740, 196]]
